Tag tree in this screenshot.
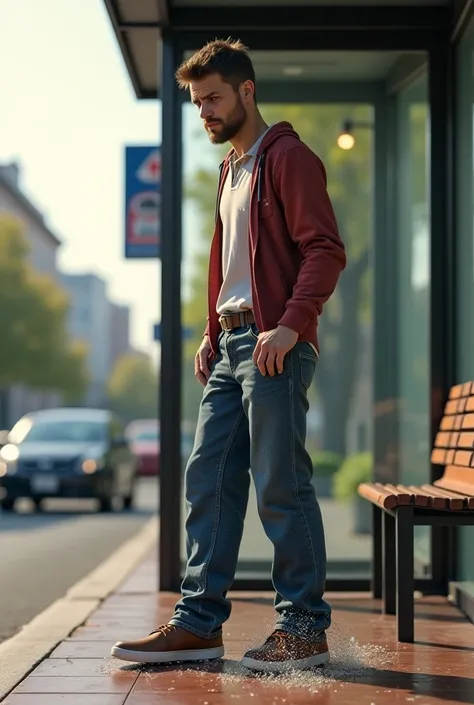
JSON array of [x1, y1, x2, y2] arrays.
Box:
[[182, 104, 372, 455], [107, 353, 158, 423], [0, 215, 88, 401]]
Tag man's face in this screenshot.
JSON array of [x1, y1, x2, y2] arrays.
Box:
[[190, 74, 248, 144]]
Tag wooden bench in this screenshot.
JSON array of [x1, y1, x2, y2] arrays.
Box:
[[358, 381, 474, 642]]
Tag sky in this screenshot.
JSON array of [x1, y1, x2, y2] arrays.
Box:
[[0, 0, 209, 358]]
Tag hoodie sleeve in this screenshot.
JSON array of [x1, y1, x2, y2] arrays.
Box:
[[273, 145, 346, 335]]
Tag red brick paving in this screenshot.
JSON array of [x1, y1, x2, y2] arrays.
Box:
[[3, 552, 474, 705]]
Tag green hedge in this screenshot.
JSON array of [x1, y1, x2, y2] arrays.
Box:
[[333, 452, 373, 500], [310, 451, 344, 478]]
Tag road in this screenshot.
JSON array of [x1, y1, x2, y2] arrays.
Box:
[[0, 477, 158, 644]]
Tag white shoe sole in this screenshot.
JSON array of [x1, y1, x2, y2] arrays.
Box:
[[241, 649, 329, 672], [111, 644, 225, 664]]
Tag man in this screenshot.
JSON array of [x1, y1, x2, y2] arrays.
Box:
[[112, 38, 346, 673]]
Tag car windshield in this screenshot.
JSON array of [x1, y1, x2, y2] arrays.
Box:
[[19, 420, 107, 444], [135, 430, 158, 442]]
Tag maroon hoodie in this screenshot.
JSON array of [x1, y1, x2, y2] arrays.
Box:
[[204, 121, 346, 354]]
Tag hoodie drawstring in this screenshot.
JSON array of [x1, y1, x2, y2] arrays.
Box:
[[214, 160, 225, 223], [257, 151, 266, 202]]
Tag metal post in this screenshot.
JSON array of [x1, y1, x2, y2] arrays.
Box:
[[382, 511, 396, 614], [159, 31, 183, 592], [396, 506, 414, 642], [428, 35, 456, 592], [372, 504, 383, 598], [372, 89, 399, 489]]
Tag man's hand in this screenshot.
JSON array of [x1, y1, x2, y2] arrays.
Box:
[[195, 335, 213, 386], [252, 325, 298, 377]]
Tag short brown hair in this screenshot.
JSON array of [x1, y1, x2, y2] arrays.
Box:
[[175, 38, 256, 99]]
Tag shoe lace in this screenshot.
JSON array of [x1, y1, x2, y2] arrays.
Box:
[[149, 624, 176, 637], [267, 630, 293, 645]]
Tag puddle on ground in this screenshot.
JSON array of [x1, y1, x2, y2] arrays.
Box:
[[105, 621, 398, 695]]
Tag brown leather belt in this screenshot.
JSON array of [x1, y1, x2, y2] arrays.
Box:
[[219, 310, 255, 332]]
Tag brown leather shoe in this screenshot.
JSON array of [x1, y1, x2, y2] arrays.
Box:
[[111, 624, 224, 664], [241, 630, 329, 672]]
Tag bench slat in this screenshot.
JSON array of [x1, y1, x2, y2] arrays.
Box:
[[444, 399, 458, 415], [449, 384, 463, 399], [431, 448, 447, 464], [453, 450, 473, 467], [454, 432, 474, 449], [465, 396, 474, 412], [440, 415, 456, 430], [462, 413, 474, 429], [441, 464, 474, 488], [419, 484, 465, 510], [380, 484, 411, 504], [395, 484, 429, 507], [357, 482, 398, 509], [357, 481, 474, 511], [435, 479, 474, 508], [405, 485, 447, 509], [434, 431, 450, 447]]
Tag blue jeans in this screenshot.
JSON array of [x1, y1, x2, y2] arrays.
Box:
[[170, 323, 331, 641]]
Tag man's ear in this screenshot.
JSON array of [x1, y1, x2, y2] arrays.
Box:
[[242, 80, 255, 101]]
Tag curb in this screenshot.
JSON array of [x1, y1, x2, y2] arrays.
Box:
[[0, 515, 158, 701]]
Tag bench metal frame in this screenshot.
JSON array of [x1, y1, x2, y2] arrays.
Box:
[[372, 504, 474, 642]]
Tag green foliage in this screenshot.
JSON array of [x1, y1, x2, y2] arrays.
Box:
[[107, 353, 158, 423], [0, 214, 88, 398], [333, 452, 373, 501], [310, 450, 344, 477]]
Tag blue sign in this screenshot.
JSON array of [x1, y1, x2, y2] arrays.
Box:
[[153, 324, 194, 341], [124, 145, 161, 258]]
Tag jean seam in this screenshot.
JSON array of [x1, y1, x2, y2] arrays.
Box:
[[298, 353, 316, 390], [288, 358, 319, 601], [225, 331, 236, 374], [199, 404, 245, 632]]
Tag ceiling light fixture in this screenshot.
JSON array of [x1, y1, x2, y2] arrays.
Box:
[[283, 66, 303, 76]]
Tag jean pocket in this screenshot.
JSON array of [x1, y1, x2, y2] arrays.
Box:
[[248, 323, 260, 341], [298, 347, 317, 390]]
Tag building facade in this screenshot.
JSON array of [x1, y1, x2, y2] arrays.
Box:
[[60, 273, 112, 408], [0, 163, 63, 426], [109, 302, 131, 372]]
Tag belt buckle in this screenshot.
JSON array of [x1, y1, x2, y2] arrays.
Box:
[[219, 315, 231, 332]]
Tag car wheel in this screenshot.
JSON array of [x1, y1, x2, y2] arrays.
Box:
[[32, 497, 44, 512], [1, 498, 15, 512], [99, 496, 113, 513], [123, 492, 134, 511]]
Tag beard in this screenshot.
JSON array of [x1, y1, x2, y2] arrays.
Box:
[[206, 96, 247, 144]]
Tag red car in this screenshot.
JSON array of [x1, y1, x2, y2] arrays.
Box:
[[126, 420, 159, 476]]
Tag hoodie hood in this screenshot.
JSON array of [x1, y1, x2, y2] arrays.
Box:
[[222, 121, 300, 165], [257, 121, 301, 154]]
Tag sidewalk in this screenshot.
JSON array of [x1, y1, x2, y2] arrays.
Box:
[[2, 547, 474, 704]]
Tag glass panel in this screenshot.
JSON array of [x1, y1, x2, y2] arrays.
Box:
[[180, 100, 374, 582], [395, 74, 431, 574], [456, 17, 474, 583]]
